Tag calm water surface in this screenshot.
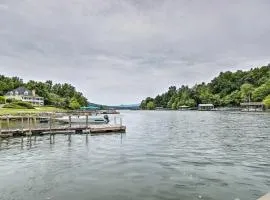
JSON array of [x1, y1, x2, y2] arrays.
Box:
[[0, 111, 269, 200]]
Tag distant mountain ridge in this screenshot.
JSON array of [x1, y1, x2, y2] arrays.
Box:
[[118, 104, 140, 107], [88, 102, 140, 109]]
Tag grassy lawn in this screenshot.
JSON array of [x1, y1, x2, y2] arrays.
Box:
[[0, 106, 67, 115]]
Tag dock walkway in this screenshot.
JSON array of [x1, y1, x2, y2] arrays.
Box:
[[0, 114, 126, 137], [0, 124, 126, 137]]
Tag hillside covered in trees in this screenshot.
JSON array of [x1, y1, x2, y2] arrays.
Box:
[[0, 75, 88, 109], [140, 65, 270, 110]]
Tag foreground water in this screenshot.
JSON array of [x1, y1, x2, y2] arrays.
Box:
[[0, 111, 269, 200]]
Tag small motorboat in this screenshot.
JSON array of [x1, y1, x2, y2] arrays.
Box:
[[55, 115, 109, 124]]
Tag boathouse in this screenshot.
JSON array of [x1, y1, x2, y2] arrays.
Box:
[[198, 104, 214, 111], [240, 102, 265, 112]]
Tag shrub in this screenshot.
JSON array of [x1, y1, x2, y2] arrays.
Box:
[[69, 98, 81, 110], [15, 101, 35, 109], [263, 95, 270, 109], [3, 101, 34, 109], [6, 98, 13, 103], [0, 96, 5, 104]]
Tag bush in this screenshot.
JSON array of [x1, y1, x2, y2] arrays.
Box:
[[6, 98, 13, 103], [3, 101, 34, 109], [16, 101, 35, 109], [263, 95, 270, 109], [69, 98, 81, 110], [0, 96, 5, 104]]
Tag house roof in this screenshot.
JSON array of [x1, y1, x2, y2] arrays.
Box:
[[5, 87, 39, 97]]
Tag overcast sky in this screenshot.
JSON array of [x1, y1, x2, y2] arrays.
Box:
[[0, 0, 270, 105]]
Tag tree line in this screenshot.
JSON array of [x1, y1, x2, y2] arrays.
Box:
[[0, 75, 88, 109], [140, 65, 270, 110]]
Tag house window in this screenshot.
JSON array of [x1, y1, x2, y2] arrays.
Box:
[[24, 91, 29, 95], [15, 91, 19, 95]]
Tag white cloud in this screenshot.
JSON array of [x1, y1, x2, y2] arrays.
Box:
[[0, 0, 270, 104]]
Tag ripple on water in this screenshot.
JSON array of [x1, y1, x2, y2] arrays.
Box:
[[0, 111, 269, 200]]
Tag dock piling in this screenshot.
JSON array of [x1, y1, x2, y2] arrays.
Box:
[[21, 116, 24, 135], [68, 133, 71, 142], [86, 115, 89, 128], [49, 114, 53, 144], [27, 116, 32, 136], [7, 116, 10, 131], [69, 116, 71, 128], [49, 115, 52, 134], [50, 134, 52, 144], [29, 118, 32, 135], [27, 116, 30, 135], [86, 134, 88, 144], [34, 116, 37, 126], [0, 118, 2, 135]]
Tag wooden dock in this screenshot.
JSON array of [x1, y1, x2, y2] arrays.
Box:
[[0, 124, 126, 137], [0, 114, 126, 137]]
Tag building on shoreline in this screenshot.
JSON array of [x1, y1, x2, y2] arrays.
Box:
[[198, 104, 214, 111], [240, 102, 265, 112], [5, 87, 44, 106]]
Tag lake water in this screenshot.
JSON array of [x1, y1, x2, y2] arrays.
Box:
[[0, 111, 269, 200]]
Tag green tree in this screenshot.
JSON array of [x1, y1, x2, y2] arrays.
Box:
[[140, 100, 147, 110], [263, 95, 270, 109], [140, 65, 270, 108], [172, 102, 177, 110], [146, 101, 155, 110], [252, 80, 270, 101], [154, 95, 163, 107], [69, 98, 81, 110], [240, 83, 254, 102], [211, 94, 221, 106], [222, 90, 242, 106], [185, 98, 196, 107]]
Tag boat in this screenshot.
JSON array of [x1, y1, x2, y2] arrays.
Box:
[[55, 115, 109, 124]]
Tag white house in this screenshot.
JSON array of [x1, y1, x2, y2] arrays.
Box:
[[5, 87, 44, 106]]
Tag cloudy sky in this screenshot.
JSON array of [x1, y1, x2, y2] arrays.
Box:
[[0, 0, 270, 105]]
